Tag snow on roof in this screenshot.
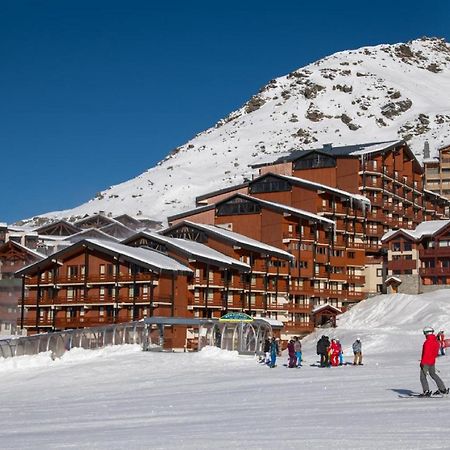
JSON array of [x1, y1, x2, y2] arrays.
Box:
[[385, 276, 402, 284], [423, 188, 449, 202], [258, 317, 284, 328], [0, 222, 7, 228], [84, 239, 193, 273], [129, 231, 250, 271], [1, 240, 45, 260], [68, 228, 119, 242], [348, 140, 402, 156], [182, 221, 294, 260], [273, 174, 371, 207], [382, 220, 450, 242], [312, 304, 342, 314], [237, 194, 335, 227]]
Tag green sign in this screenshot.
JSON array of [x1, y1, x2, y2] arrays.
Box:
[[219, 312, 254, 323]]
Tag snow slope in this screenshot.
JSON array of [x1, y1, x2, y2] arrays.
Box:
[[1, 290, 450, 449], [28, 37, 450, 226]]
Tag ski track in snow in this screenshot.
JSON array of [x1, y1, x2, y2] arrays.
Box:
[[1, 291, 450, 449]]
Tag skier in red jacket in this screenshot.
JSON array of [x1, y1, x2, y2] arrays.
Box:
[[329, 339, 340, 367], [420, 327, 449, 397]]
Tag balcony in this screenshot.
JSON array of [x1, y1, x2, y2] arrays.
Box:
[[419, 267, 450, 276], [286, 303, 313, 313], [347, 275, 365, 284], [283, 322, 315, 333], [420, 248, 450, 258], [387, 260, 417, 271]]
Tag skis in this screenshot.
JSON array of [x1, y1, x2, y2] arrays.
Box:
[[398, 393, 446, 399]]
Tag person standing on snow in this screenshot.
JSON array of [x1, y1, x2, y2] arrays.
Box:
[[437, 331, 446, 356], [317, 335, 330, 367], [352, 338, 362, 365], [329, 339, 340, 367], [419, 327, 449, 396], [269, 337, 279, 368], [294, 336, 302, 367], [336, 338, 344, 366], [287, 339, 296, 368], [263, 338, 271, 365]]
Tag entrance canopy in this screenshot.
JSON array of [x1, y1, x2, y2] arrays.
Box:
[[142, 316, 281, 354]]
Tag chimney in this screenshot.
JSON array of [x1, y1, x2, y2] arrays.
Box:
[[322, 143, 332, 151], [423, 140, 430, 159]]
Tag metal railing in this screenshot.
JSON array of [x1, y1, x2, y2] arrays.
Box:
[[0, 321, 150, 359]]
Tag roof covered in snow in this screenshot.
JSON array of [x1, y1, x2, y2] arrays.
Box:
[[255, 173, 371, 208], [169, 221, 294, 261], [221, 194, 335, 227], [17, 238, 193, 276], [381, 220, 450, 242], [123, 231, 250, 271]]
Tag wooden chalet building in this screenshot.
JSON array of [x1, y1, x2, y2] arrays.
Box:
[[382, 220, 450, 294], [17, 239, 192, 345], [0, 241, 43, 335], [255, 140, 449, 240], [423, 142, 450, 200], [161, 221, 317, 334], [123, 231, 252, 319], [167, 189, 363, 333]]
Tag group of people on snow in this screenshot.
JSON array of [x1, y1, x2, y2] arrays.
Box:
[[261, 335, 361, 369], [316, 335, 361, 367], [262, 336, 302, 368], [259, 326, 448, 399]]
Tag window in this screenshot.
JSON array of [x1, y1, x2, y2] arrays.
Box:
[[376, 269, 383, 277], [293, 153, 336, 170], [67, 265, 78, 278], [403, 242, 412, 251], [217, 198, 261, 216], [249, 176, 291, 193], [392, 242, 401, 252]]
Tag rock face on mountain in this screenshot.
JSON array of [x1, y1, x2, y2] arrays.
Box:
[[35, 37, 450, 225]]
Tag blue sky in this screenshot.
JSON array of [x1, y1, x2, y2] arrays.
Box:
[[1, 0, 449, 223]]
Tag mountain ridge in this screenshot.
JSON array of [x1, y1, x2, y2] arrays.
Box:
[[25, 36, 450, 226]]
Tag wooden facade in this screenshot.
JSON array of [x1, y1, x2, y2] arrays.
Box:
[[17, 239, 191, 347], [382, 220, 450, 292], [424, 143, 450, 200], [0, 241, 43, 335]]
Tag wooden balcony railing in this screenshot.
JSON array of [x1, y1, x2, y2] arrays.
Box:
[[419, 267, 450, 276], [283, 322, 315, 332]]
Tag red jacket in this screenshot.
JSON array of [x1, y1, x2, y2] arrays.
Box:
[[421, 334, 440, 366]]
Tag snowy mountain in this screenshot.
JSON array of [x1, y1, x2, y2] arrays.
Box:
[[34, 37, 450, 226], [2, 290, 450, 448]]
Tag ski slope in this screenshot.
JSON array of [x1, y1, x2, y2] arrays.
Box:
[[29, 37, 450, 226], [1, 291, 450, 449]]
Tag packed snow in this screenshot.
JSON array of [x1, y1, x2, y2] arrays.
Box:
[[29, 37, 450, 226], [1, 290, 450, 449]]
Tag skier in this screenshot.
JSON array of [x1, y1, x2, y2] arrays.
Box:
[[317, 335, 330, 367], [437, 330, 446, 356], [263, 337, 271, 365], [294, 336, 302, 367], [352, 338, 362, 365], [287, 339, 296, 368], [329, 338, 340, 367], [336, 338, 344, 365], [269, 337, 279, 368], [419, 327, 449, 397]]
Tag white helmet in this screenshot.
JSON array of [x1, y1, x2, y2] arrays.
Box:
[[423, 326, 434, 335]]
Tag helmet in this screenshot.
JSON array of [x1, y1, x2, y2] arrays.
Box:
[[423, 326, 434, 335]]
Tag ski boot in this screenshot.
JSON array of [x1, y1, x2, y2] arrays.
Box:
[[419, 390, 432, 397]]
